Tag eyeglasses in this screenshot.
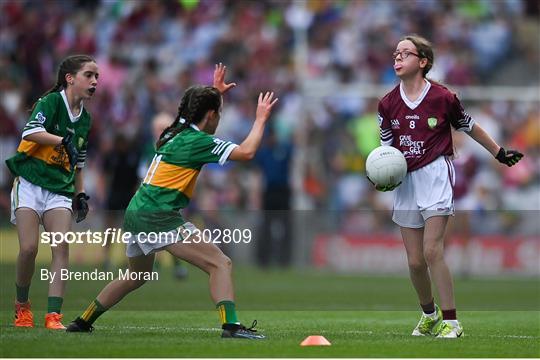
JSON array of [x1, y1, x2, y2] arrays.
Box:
[[392, 50, 421, 60]]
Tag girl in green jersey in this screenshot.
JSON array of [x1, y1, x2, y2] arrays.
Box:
[[68, 64, 277, 339], [6, 55, 98, 329]]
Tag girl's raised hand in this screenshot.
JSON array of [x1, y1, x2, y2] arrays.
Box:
[[256, 91, 279, 123], [213, 63, 237, 94]]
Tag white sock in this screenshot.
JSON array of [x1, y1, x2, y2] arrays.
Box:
[[443, 319, 459, 327], [423, 311, 438, 319]]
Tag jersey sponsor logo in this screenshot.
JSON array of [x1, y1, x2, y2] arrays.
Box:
[[399, 134, 425, 157], [405, 114, 419, 120], [428, 117, 438, 129], [51, 144, 70, 167], [17, 141, 68, 170], [35, 112, 46, 123], [391, 119, 400, 129]]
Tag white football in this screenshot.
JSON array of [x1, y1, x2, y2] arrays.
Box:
[[366, 146, 407, 187]]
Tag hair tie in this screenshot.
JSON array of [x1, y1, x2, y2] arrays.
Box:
[[179, 117, 186, 124]]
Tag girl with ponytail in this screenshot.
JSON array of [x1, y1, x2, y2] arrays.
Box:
[[5, 54, 99, 329], [67, 64, 278, 340]]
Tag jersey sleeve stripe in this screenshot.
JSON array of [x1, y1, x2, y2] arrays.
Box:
[[218, 141, 232, 155], [213, 141, 231, 155], [25, 121, 44, 127], [211, 140, 223, 154], [219, 143, 238, 166], [380, 126, 393, 146], [21, 126, 46, 139], [380, 130, 393, 141], [77, 151, 87, 168], [455, 114, 475, 132]]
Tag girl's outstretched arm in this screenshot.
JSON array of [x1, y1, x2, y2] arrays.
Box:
[[467, 123, 523, 166]]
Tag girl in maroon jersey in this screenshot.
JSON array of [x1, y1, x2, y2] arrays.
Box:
[[375, 35, 523, 338]]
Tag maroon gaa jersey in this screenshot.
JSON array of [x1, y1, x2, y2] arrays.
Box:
[[378, 80, 474, 172]]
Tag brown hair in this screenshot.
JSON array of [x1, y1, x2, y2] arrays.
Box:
[[31, 54, 96, 112], [156, 85, 221, 149], [400, 34, 434, 77]]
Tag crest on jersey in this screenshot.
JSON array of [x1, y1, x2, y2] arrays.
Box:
[[35, 112, 46, 124], [428, 117, 438, 129], [78, 137, 84, 148]]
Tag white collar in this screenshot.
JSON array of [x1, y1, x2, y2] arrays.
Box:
[[190, 123, 200, 131], [60, 89, 83, 122], [399, 79, 431, 110]]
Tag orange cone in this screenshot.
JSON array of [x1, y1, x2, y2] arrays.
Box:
[[300, 335, 331, 346]]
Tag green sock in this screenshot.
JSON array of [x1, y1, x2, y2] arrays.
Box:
[[16, 284, 30, 303], [47, 296, 63, 314], [216, 300, 239, 325], [80, 299, 107, 325]]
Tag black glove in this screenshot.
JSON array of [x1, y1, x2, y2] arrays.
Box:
[[61, 133, 79, 171], [367, 176, 401, 192], [73, 192, 90, 223], [495, 147, 523, 167]]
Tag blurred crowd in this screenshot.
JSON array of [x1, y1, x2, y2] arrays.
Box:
[[1, 0, 539, 257]]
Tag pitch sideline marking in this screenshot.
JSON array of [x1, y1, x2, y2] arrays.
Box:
[[112, 326, 538, 339]]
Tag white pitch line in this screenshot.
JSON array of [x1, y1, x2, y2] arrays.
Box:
[[115, 325, 220, 332], [340, 330, 539, 339], [485, 335, 539, 339], [104, 326, 540, 339]]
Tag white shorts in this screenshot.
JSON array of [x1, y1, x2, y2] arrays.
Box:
[[392, 156, 455, 228], [125, 222, 199, 258], [10, 177, 72, 225]]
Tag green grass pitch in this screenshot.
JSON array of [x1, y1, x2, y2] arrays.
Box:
[[1, 261, 539, 357], [1, 310, 539, 357]]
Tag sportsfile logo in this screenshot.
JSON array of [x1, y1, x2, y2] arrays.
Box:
[[40, 227, 253, 247]]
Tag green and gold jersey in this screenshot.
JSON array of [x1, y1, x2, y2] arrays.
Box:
[[124, 125, 237, 233], [5, 90, 91, 197]]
